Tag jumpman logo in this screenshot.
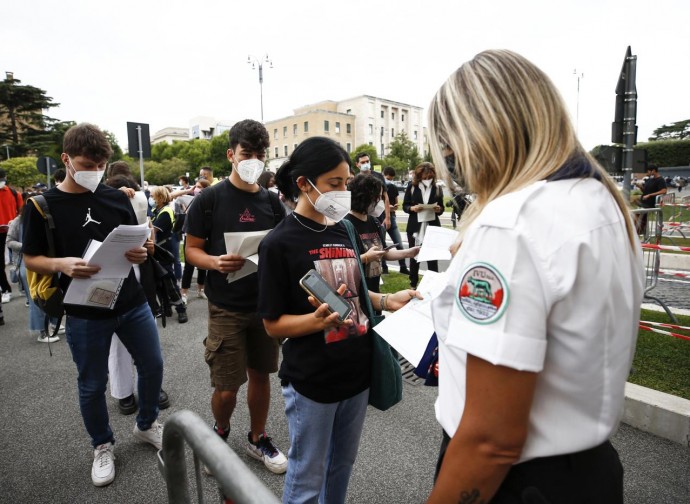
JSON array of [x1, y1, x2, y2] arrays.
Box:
[[82, 208, 102, 227]]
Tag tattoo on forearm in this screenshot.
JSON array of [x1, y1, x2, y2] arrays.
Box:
[[458, 489, 485, 504]]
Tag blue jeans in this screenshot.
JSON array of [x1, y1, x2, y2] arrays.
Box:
[[281, 384, 369, 504], [65, 302, 164, 447], [170, 232, 182, 281], [19, 261, 57, 334]]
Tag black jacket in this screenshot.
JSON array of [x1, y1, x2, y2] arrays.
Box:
[[402, 183, 444, 233]]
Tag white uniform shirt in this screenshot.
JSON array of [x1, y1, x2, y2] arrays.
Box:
[[432, 178, 644, 462]]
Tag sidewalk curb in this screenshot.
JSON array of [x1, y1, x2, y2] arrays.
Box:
[[660, 252, 690, 270], [623, 382, 690, 446]]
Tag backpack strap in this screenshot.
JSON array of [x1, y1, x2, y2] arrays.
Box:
[[265, 188, 285, 225], [10, 187, 20, 215]]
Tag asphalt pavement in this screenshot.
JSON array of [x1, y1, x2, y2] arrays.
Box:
[[0, 266, 688, 503]]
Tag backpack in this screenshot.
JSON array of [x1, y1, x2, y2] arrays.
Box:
[[26, 195, 65, 344]]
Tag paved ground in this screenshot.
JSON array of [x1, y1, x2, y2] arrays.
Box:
[[0, 264, 688, 503]]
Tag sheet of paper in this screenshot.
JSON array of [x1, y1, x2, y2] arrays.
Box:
[[224, 230, 270, 283], [64, 277, 124, 309], [131, 191, 149, 225], [374, 271, 449, 367], [87, 223, 150, 279], [416, 204, 437, 223], [416, 226, 459, 263]]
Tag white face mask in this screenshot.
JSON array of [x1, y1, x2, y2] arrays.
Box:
[[68, 157, 105, 193], [148, 196, 156, 207], [307, 180, 351, 222], [0, 181, 6, 189], [359, 162, 371, 171], [368, 199, 385, 217], [421, 179, 432, 188], [236, 158, 265, 185]]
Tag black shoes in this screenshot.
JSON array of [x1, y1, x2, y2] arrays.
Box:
[[118, 389, 170, 414], [399, 266, 410, 275], [118, 394, 137, 415], [178, 310, 188, 323]]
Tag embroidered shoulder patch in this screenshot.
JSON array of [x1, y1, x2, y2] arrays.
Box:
[[456, 262, 509, 324]]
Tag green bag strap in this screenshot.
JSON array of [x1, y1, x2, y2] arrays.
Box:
[[341, 219, 377, 321]]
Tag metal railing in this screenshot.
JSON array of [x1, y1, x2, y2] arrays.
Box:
[[158, 410, 280, 504]]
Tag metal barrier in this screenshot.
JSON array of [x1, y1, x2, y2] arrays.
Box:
[[631, 207, 678, 323], [158, 410, 280, 504]]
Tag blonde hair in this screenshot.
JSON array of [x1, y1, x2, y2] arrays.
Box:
[[429, 49, 636, 247], [151, 186, 171, 206]]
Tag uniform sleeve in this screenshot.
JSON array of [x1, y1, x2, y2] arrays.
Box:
[[444, 225, 551, 372]]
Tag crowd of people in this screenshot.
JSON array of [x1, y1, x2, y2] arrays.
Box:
[[1, 49, 646, 504]]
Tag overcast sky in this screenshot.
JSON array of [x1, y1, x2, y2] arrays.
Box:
[[4, 0, 689, 154]]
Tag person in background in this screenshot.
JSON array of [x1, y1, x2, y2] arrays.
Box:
[[185, 119, 287, 475], [178, 175, 192, 192], [402, 162, 444, 289], [382, 166, 410, 274], [179, 178, 210, 303], [22, 123, 165, 487], [426, 49, 643, 504], [199, 166, 220, 186], [258, 137, 419, 504], [0, 167, 23, 303], [53, 168, 66, 186], [257, 171, 276, 190]]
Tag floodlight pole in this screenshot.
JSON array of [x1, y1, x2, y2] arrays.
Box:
[[573, 69, 584, 135]]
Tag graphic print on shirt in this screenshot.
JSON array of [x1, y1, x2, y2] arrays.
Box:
[[82, 208, 102, 227], [359, 230, 383, 278], [309, 244, 369, 344], [456, 262, 509, 324], [239, 208, 256, 223]]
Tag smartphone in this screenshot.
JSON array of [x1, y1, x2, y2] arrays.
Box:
[[299, 269, 353, 322], [383, 243, 400, 251]]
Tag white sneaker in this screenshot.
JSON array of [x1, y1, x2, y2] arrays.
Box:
[[92, 442, 115, 487], [50, 323, 66, 335], [133, 419, 163, 450], [1, 292, 10, 304], [37, 331, 60, 344], [197, 289, 207, 299], [180, 294, 187, 305], [246, 432, 287, 474]]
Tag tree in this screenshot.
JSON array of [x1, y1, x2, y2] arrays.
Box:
[[648, 120, 690, 141], [383, 131, 421, 175], [0, 157, 47, 190], [0, 75, 58, 156], [350, 144, 381, 167]]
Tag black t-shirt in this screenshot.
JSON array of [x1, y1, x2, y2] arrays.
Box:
[[22, 185, 146, 319], [385, 180, 399, 207], [641, 176, 667, 208], [344, 214, 384, 292], [258, 213, 372, 403], [185, 180, 285, 312]]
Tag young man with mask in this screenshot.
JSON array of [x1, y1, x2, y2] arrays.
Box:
[[0, 168, 23, 302], [22, 123, 165, 488], [185, 119, 287, 475]]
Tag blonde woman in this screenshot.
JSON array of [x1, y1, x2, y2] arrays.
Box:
[[426, 50, 643, 503]]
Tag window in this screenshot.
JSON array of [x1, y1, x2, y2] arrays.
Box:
[[293, 124, 297, 135], [284, 145, 288, 156], [368, 141, 373, 146], [346, 108, 352, 114], [380, 126, 384, 137], [304, 121, 309, 132], [413, 130, 418, 140], [294, 143, 298, 151], [391, 128, 395, 138], [346, 123, 351, 134], [335, 122, 340, 134], [266, 148, 270, 159], [380, 110, 384, 118], [283, 126, 287, 137], [368, 124, 373, 135], [324, 120, 329, 132], [381, 143, 385, 156], [346, 142, 351, 153], [402, 113, 405, 122], [392, 112, 395, 120], [274, 147, 279, 158], [273, 129, 278, 140]]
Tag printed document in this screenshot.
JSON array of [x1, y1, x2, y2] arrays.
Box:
[[416, 226, 459, 263], [224, 230, 270, 283]]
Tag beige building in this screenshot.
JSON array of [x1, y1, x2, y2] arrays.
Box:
[[151, 127, 189, 145], [264, 95, 425, 171]]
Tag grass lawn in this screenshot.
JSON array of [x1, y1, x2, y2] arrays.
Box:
[[381, 272, 690, 400]]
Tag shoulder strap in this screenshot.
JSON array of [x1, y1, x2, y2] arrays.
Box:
[[342, 219, 376, 321], [29, 195, 57, 257], [265, 189, 284, 225]]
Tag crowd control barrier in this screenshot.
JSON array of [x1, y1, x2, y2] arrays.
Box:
[[158, 410, 280, 504]]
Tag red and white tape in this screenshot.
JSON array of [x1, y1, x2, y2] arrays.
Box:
[[639, 321, 690, 342], [641, 243, 690, 253]]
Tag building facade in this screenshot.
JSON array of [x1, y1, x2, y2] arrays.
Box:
[[151, 127, 189, 145]]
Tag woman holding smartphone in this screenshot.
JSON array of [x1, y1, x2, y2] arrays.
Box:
[[402, 162, 445, 289], [257, 137, 418, 504]]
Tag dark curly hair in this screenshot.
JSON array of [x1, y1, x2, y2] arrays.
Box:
[[228, 119, 270, 153], [348, 173, 383, 214]]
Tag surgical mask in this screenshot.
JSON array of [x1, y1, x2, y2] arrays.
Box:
[[236, 158, 265, 185], [368, 199, 385, 217], [359, 162, 371, 171], [148, 196, 156, 207], [0, 180, 5, 189], [307, 180, 351, 222], [68, 157, 105, 193]]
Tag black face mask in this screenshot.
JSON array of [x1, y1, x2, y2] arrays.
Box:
[[444, 154, 456, 175]]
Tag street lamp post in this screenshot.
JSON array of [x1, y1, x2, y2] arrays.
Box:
[[247, 54, 273, 122], [573, 69, 584, 135]]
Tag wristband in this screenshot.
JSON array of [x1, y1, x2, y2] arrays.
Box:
[[381, 294, 388, 311]]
